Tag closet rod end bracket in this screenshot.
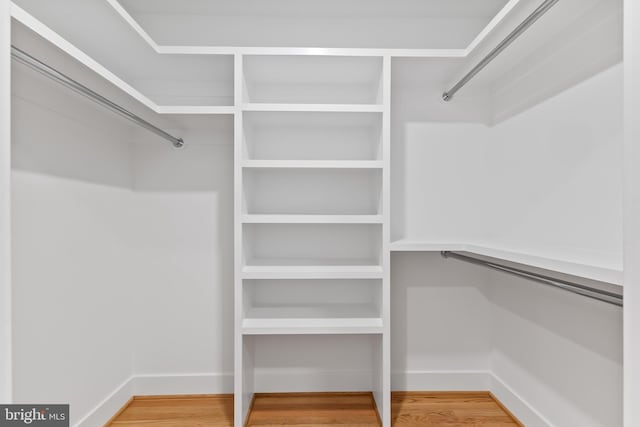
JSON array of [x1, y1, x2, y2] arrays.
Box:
[[442, 92, 452, 102], [172, 138, 185, 149], [440, 251, 450, 259]]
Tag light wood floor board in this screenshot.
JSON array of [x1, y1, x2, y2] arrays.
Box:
[[107, 394, 233, 426], [106, 391, 522, 426]]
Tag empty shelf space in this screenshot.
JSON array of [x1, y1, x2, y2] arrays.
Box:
[[242, 215, 383, 224], [242, 111, 382, 161], [243, 169, 382, 215], [242, 306, 383, 335], [241, 264, 384, 280], [241, 160, 384, 169], [243, 55, 383, 105]]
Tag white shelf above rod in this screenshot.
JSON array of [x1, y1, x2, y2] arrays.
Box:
[[441, 251, 623, 307], [11, 45, 185, 148]]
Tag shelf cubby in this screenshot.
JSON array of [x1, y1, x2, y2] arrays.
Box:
[[242, 279, 382, 335], [243, 111, 382, 161], [243, 168, 382, 215], [243, 55, 383, 105], [243, 223, 382, 268]]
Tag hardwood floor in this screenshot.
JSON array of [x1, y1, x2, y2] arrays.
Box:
[[106, 394, 233, 426], [247, 392, 381, 426], [106, 392, 522, 426], [391, 392, 522, 426]]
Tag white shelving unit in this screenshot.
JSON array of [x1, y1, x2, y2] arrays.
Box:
[[235, 54, 391, 426]]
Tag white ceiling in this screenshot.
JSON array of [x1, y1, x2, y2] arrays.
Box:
[[111, 0, 513, 48], [119, 0, 510, 19]]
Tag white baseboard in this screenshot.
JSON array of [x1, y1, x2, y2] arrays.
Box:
[[490, 374, 552, 427], [75, 373, 231, 427], [76, 370, 549, 427], [74, 377, 133, 427]]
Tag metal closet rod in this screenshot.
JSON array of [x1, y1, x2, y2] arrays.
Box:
[[442, 0, 560, 102], [11, 45, 184, 148], [441, 251, 623, 307]]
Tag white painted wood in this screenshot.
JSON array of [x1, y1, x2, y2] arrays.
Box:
[[378, 55, 391, 427], [624, 0, 640, 425], [242, 160, 384, 169], [464, 244, 623, 286], [10, 4, 235, 115], [10, 3, 157, 111], [464, 0, 523, 53], [0, 0, 11, 404], [241, 265, 384, 280], [160, 46, 468, 58], [242, 317, 384, 335], [154, 105, 235, 115], [389, 241, 623, 285], [233, 53, 249, 427], [242, 215, 383, 224], [390, 240, 467, 252], [242, 103, 384, 112]]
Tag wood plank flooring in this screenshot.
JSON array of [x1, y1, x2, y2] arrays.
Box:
[[106, 392, 522, 426]]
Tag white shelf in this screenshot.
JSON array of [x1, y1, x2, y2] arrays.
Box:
[[242, 215, 383, 224], [242, 160, 384, 169], [155, 105, 236, 115], [242, 103, 384, 113], [390, 240, 467, 252], [390, 240, 623, 285], [241, 264, 384, 280], [242, 305, 383, 335]]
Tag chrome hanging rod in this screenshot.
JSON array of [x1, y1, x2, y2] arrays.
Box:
[[442, 0, 560, 101], [11, 45, 184, 148], [441, 251, 623, 307]]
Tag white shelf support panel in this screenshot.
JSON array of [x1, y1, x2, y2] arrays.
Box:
[[233, 53, 251, 427], [378, 55, 392, 427], [234, 53, 391, 427]]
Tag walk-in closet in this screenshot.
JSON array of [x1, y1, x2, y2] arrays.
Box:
[[0, 0, 638, 426]]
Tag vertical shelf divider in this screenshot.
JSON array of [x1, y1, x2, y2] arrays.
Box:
[[234, 53, 252, 427], [377, 55, 392, 427]]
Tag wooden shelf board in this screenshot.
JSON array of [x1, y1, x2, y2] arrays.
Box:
[[243, 303, 382, 335], [242, 160, 384, 169], [242, 103, 384, 113], [241, 264, 384, 280], [242, 215, 383, 224]]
